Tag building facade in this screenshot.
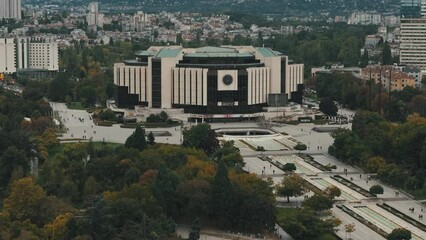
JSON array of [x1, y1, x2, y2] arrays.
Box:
[[0, 38, 16, 74], [361, 65, 416, 91], [114, 46, 304, 114], [86, 2, 104, 30], [400, 18, 426, 70], [0, 37, 59, 74], [0, 0, 21, 20]]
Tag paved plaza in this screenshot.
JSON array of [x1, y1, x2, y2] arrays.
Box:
[[52, 102, 426, 240]]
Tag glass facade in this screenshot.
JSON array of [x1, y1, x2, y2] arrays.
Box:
[[401, 0, 422, 18]]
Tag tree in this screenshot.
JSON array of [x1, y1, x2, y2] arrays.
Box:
[[188, 217, 201, 240], [369, 184, 384, 195], [147, 131, 155, 145], [211, 162, 233, 222], [283, 163, 297, 172], [302, 194, 333, 212], [3, 177, 46, 225], [152, 164, 179, 216], [344, 223, 356, 240], [125, 126, 147, 151], [387, 228, 411, 240], [294, 143, 307, 154], [382, 44, 392, 65], [182, 123, 220, 155], [0, 146, 30, 188], [319, 97, 338, 116], [324, 186, 341, 199], [44, 213, 74, 240], [360, 50, 369, 68], [276, 174, 306, 202], [367, 156, 386, 173]]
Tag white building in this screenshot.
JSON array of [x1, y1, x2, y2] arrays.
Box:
[[86, 2, 104, 29], [348, 12, 382, 25], [0, 37, 59, 73], [0, 0, 21, 20], [26, 37, 59, 71], [400, 18, 426, 70], [131, 11, 147, 32], [114, 46, 304, 114], [0, 38, 16, 73]]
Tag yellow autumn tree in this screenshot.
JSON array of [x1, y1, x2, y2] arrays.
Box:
[[3, 177, 46, 223], [44, 213, 74, 240]]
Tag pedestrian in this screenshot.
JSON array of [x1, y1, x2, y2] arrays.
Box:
[[360, 174, 362, 179]]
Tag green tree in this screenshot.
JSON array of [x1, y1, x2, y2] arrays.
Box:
[[319, 97, 338, 116], [294, 143, 307, 154], [283, 163, 297, 172], [183, 123, 220, 155], [211, 162, 233, 222], [360, 50, 369, 68], [387, 228, 411, 240], [369, 184, 384, 195], [125, 126, 147, 151], [152, 164, 179, 216], [147, 131, 155, 145], [0, 146, 29, 188], [276, 174, 306, 202], [367, 156, 386, 173], [324, 186, 341, 199], [382, 44, 392, 65], [188, 217, 201, 240], [302, 194, 333, 212]]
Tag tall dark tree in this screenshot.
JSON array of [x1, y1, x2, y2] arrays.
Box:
[[319, 97, 338, 116], [211, 162, 233, 224], [152, 164, 179, 216], [382, 44, 392, 65], [182, 123, 220, 155], [125, 126, 147, 151], [360, 49, 369, 68], [188, 217, 201, 240], [147, 131, 155, 145], [0, 146, 29, 189]]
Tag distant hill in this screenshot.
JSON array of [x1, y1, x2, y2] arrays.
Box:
[[99, 0, 400, 15]]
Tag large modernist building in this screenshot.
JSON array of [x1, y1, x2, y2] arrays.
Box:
[[114, 46, 304, 114]]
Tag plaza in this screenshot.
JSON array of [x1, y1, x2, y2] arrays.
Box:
[[51, 102, 426, 240]]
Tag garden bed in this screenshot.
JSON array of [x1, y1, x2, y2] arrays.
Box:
[[377, 203, 426, 232], [299, 154, 335, 172], [331, 175, 376, 198], [337, 205, 388, 238]]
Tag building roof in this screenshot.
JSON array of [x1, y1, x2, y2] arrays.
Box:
[[135, 50, 157, 57], [195, 46, 237, 53], [155, 48, 181, 58], [184, 52, 253, 58], [256, 47, 282, 57]]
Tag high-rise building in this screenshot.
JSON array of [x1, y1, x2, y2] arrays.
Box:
[[400, 18, 426, 69], [0, 37, 59, 74], [0, 38, 16, 74], [0, 0, 22, 20], [400, 0, 426, 70], [86, 2, 104, 30]]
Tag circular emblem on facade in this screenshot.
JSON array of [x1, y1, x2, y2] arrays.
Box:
[[222, 74, 233, 86]]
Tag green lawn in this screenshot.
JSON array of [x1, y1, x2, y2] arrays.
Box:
[[66, 102, 89, 110], [408, 188, 426, 200], [276, 207, 297, 225], [276, 207, 340, 240], [48, 142, 123, 161]]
